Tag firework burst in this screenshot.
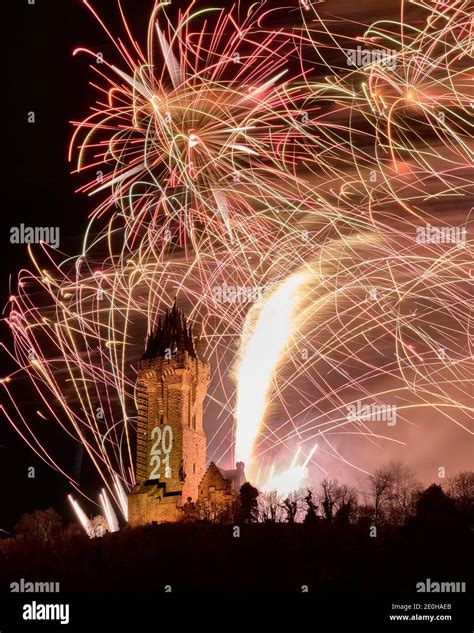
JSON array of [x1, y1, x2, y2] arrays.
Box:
[[70, 0, 320, 255]]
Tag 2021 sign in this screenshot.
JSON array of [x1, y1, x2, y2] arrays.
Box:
[[149, 425, 173, 479]]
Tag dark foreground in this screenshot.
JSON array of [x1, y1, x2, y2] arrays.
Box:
[[1, 518, 473, 593], [1, 515, 473, 633]]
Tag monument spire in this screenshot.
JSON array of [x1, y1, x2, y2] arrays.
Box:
[[142, 299, 198, 360]]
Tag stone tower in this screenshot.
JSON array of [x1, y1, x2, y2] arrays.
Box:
[[128, 301, 210, 525]]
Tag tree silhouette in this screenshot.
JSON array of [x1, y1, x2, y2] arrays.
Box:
[[369, 466, 394, 525], [319, 479, 339, 523], [303, 489, 318, 525], [446, 471, 474, 520], [259, 490, 283, 523], [15, 508, 62, 542], [318, 480, 358, 524], [415, 484, 457, 522], [238, 482, 259, 523], [334, 484, 358, 525], [282, 496, 298, 523], [369, 461, 420, 525]]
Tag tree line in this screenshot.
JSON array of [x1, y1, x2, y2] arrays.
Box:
[[2, 463, 471, 543], [236, 463, 474, 528]]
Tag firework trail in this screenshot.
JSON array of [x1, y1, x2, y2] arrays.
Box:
[[233, 269, 310, 468], [1, 0, 472, 514], [297, 0, 473, 221]]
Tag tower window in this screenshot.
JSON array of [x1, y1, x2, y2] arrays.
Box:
[[193, 463, 196, 474], [160, 413, 164, 425]]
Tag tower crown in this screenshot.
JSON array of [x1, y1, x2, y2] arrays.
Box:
[[142, 300, 199, 360]]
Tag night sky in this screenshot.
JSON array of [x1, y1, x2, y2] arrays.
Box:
[[3, 0, 110, 531]]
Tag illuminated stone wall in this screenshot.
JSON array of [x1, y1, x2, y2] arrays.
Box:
[[128, 349, 211, 525]]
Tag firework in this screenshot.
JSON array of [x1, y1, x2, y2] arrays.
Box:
[[70, 0, 321, 256], [2, 0, 472, 515]]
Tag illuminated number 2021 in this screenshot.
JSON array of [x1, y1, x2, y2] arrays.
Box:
[[149, 425, 173, 479]]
